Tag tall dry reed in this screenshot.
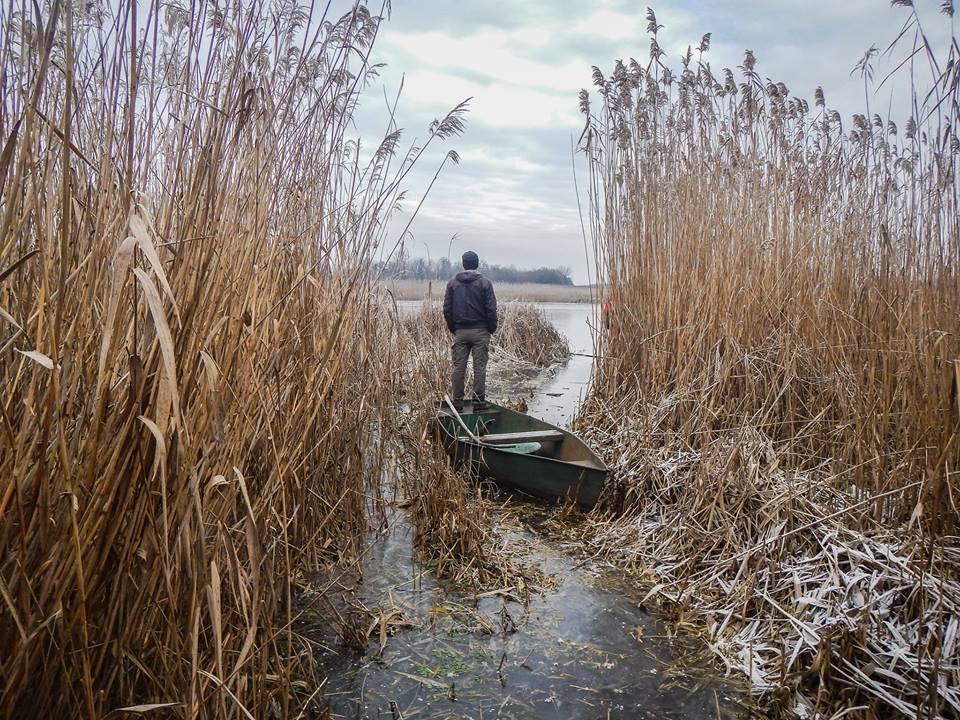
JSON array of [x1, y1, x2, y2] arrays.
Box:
[[0, 1, 466, 717], [580, 5, 959, 717]]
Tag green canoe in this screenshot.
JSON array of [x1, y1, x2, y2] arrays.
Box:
[[435, 399, 608, 509]]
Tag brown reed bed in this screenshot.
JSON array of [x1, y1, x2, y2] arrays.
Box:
[[0, 2, 468, 717], [578, 6, 959, 718], [399, 299, 570, 370]]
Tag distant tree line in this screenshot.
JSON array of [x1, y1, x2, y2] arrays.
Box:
[[376, 256, 573, 285]]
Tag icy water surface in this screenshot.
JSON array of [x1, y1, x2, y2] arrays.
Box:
[[305, 303, 748, 719], [514, 303, 596, 427], [307, 501, 748, 719]]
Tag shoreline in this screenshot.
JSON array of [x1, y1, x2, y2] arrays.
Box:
[[379, 279, 597, 303]]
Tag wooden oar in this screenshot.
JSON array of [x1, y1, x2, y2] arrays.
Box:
[[442, 394, 484, 444]]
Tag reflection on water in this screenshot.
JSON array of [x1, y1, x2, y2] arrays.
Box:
[[511, 303, 596, 429], [306, 301, 748, 718]]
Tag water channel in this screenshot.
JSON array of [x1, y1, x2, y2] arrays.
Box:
[[306, 303, 749, 719]]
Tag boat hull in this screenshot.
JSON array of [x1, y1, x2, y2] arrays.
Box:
[[436, 401, 608, 508]]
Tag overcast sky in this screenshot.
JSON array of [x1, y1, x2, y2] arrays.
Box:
[[355, 1, 952, 283]]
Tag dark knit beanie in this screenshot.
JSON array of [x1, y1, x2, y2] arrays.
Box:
[[461, 251, 479, 270]]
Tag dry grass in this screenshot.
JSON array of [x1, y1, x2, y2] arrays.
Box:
[[398, 299, 570, 370], [0, 2, 467, 717], [578, 8, 959, 718], [495, 303, 571, 367], [383, 278, 597, 303]]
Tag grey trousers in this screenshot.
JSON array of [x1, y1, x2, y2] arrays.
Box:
[[451, 327, 491, 402]]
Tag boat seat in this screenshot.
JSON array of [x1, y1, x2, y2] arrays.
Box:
[[479, 430, 564, 445], [499, 442, 542, 455], [453, 438, 544, 455]]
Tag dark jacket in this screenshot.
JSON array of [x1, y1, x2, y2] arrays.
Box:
[[443, 270, 498, 334]]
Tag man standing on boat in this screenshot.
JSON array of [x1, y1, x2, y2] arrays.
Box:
[[443, 250, 498, 412]]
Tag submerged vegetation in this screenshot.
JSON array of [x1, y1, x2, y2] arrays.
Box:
[[580, 5, 959, 717]]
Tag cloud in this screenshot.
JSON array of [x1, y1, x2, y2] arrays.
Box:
[[382, 68, 580, 129], [376, 29, 593, 96], [355, 0, 954, 284]]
